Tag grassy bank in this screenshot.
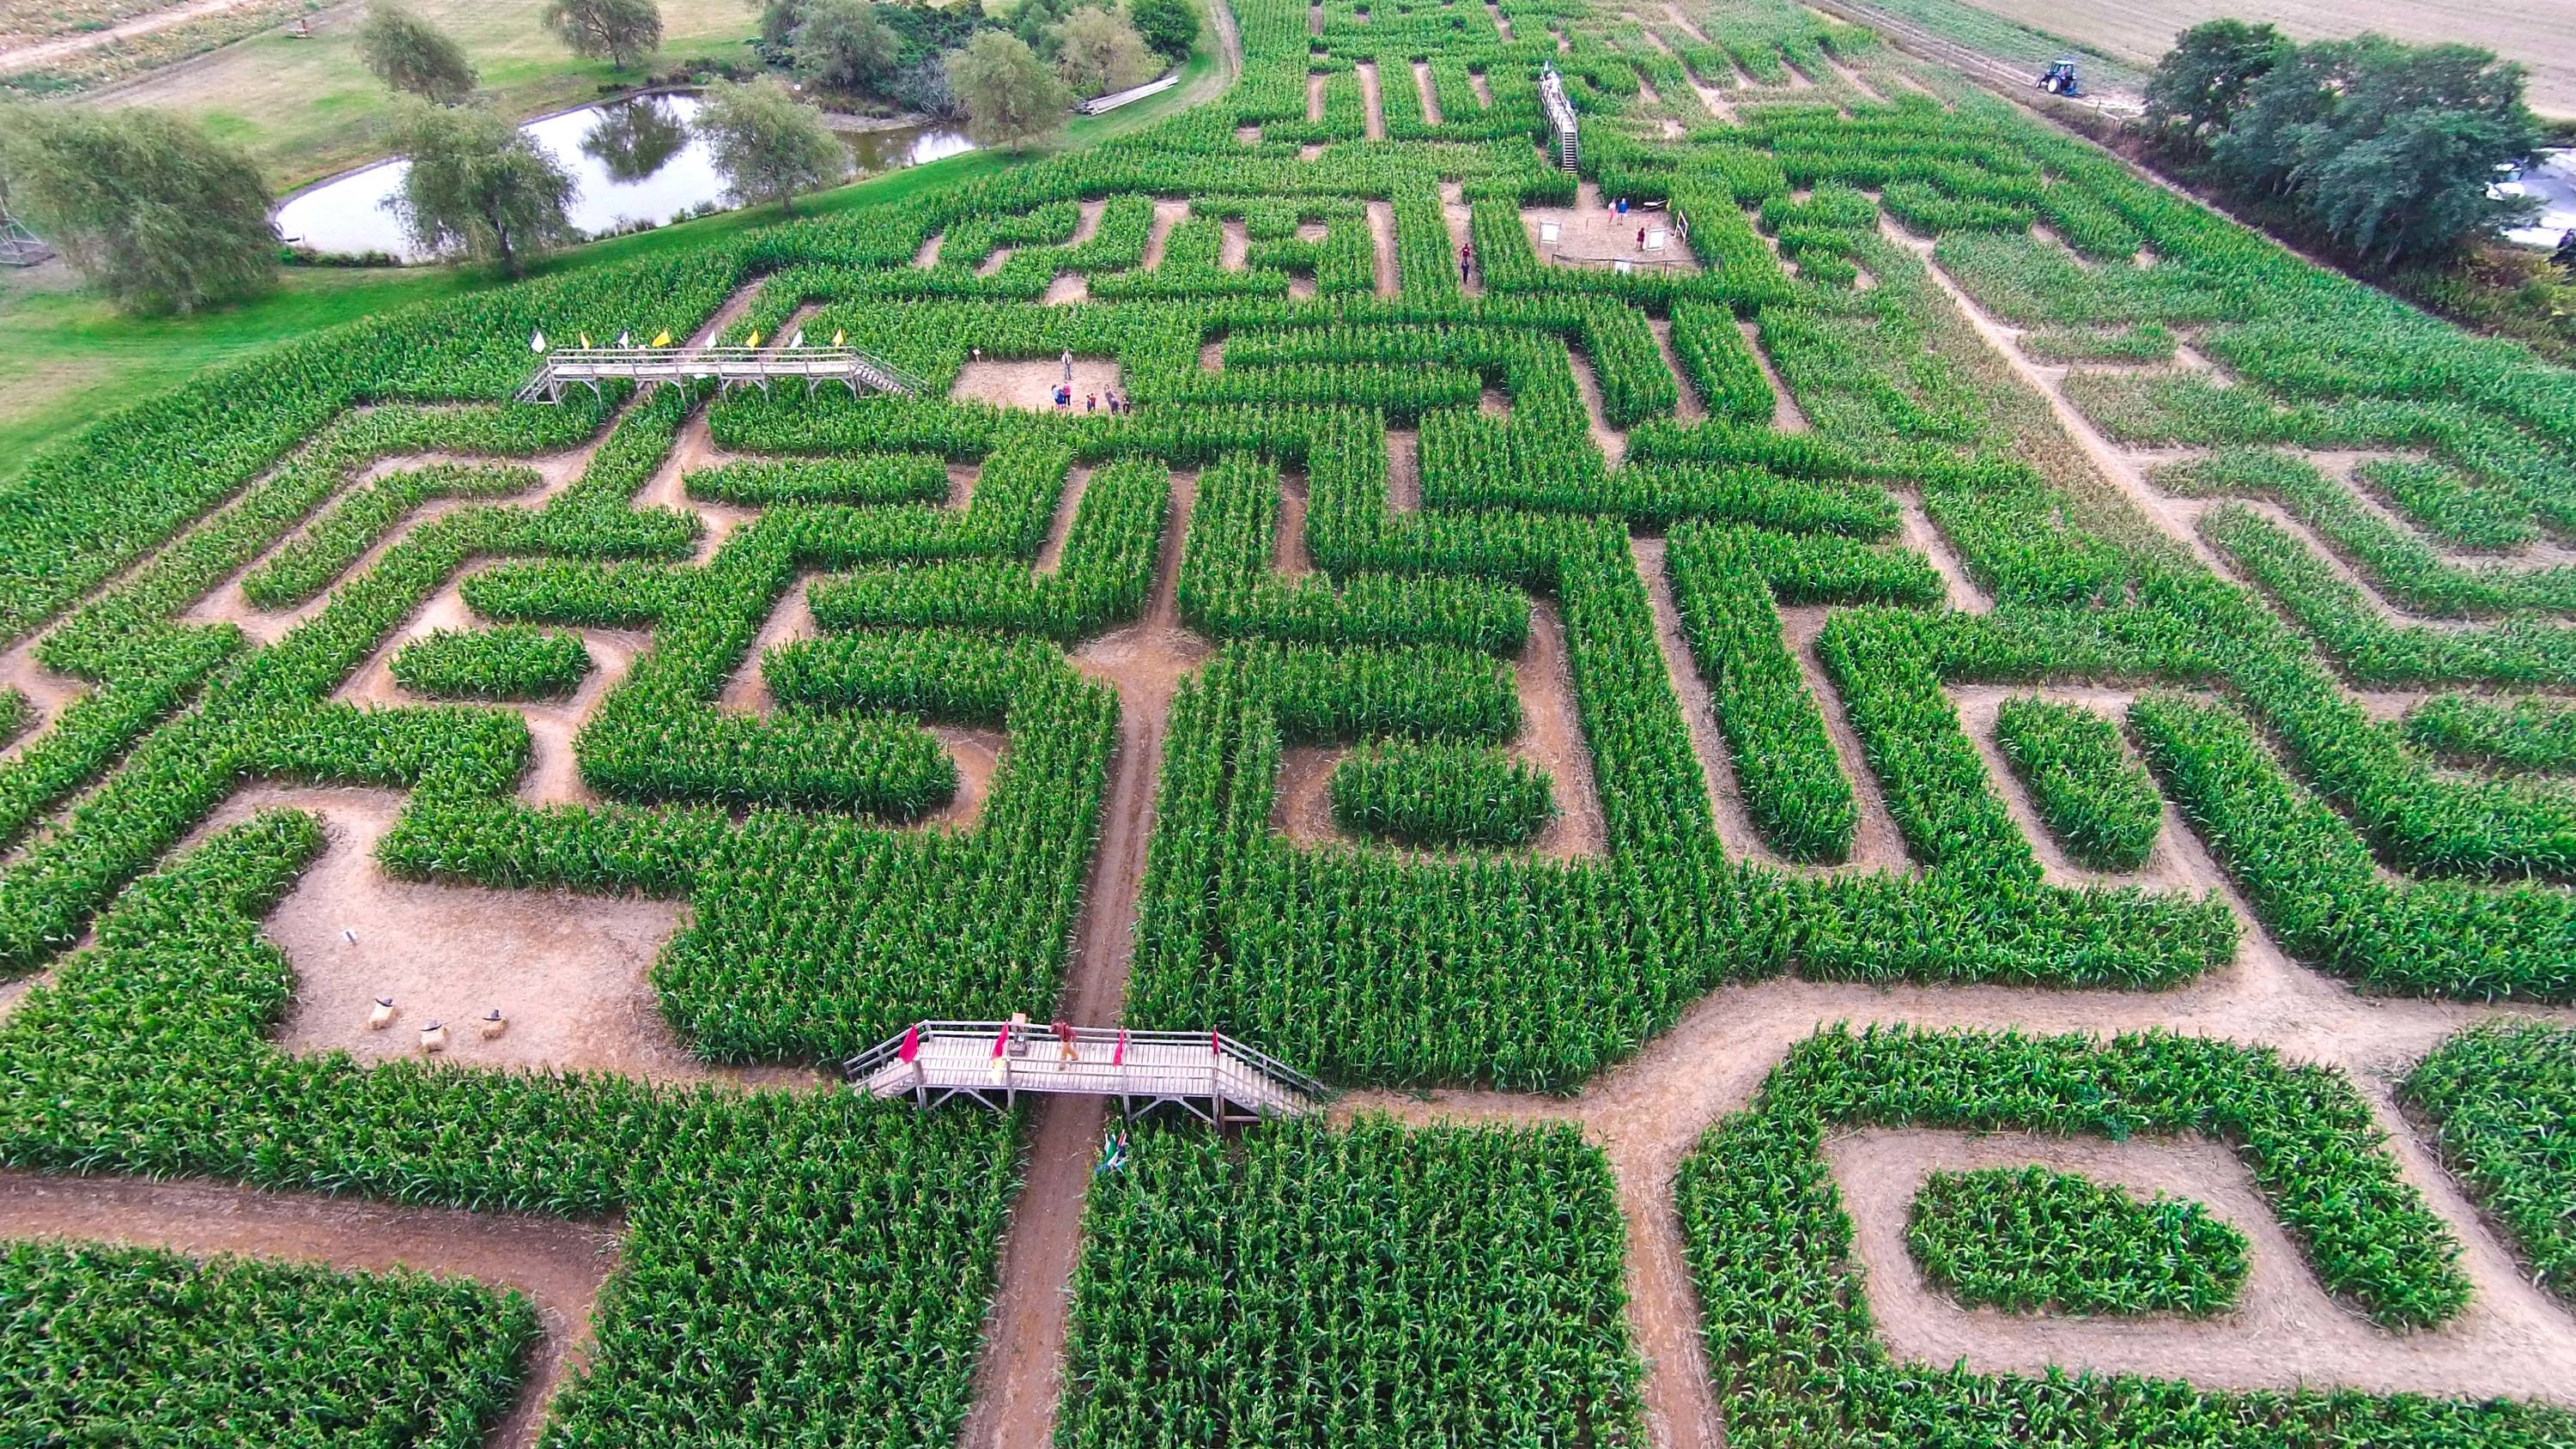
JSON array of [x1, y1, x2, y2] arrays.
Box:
[[0, 145, 1009, 488], [0, 0, 1230, 488]]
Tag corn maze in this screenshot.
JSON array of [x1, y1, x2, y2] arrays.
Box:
[[1, 0, 2573, 1441]]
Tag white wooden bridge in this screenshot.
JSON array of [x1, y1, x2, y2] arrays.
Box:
[[514, 343, 926, 404], [846, 1019, 1327, 1125]]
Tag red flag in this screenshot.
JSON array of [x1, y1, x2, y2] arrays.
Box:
[[993, 1021, 1011, 1058], [898, 1024, 920, 1064], [1113, 1029, 1127, 1066], [1212, 1029, 1223, 1058]]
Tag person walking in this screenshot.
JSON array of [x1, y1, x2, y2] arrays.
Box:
[[1086, 393, 1098, 413], [1060, 348, 1074, 383]]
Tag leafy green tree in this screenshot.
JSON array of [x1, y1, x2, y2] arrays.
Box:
[[0, 106, 274, 314], [2209, 34, 2541, 264], [793, 0, 901, 94], [1053, 5, 1159, 98], [757, 0, 806, 51], [389, 100, 578, 274], [1127, 0, 1196, 63], [543, 0, 663, 70], [2142, 18, 2286, 150], [694, 76, 851, 215], [945, 31, 1071, 150], [580, 94, 690, 183], [355, 0, 479, 104]]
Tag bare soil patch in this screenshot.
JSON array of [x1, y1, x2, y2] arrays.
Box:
[[1564, 342, 1628, 464], [238, 786, 825, 1088], [951, 359, 1127, 414], [1523, 183, 1703, 274], [0, 1170, 618, 1449]]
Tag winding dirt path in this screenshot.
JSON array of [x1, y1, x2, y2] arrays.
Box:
[[0, 1171, 618, 1449]]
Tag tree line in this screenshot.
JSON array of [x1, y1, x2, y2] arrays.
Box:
[[0, 0, 1200, 312], [2142, 21, 2545, 266]]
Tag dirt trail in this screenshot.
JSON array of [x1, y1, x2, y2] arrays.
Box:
[[1897, 494, 1990, 613], [1566, 343, 1628, 465], [1365, 200, 1399, 297], [1739, 318, 1808, 432], [1439, 181, 1482, 300], [962, 476, 1206, 1449], [1141, 200, 1188, 270], [1357, 60, 1387, 140], [1412, 59, 1442, 125], [0, 1171, 618, 1449], [0, 0, 270, 68], [1887, 221, 2234, 575], [1484, 0, 1512, 39], [1306, 70, 1326, 124], [1647, 318, 1707, 421]]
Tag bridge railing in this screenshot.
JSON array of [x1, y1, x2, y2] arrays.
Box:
[[516, 344, 928, 403], [845, 1021, 1328, 1113]]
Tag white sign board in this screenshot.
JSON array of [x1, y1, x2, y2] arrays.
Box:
[[1645, 228, 1668, 252], [1539, 221, 1562, 245]]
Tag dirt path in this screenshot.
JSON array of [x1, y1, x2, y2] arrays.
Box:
[[1648, 318, 1707, 421], [1356, 59, 1387, 140], [1365, 199, 1399, 297], [1439, 182, 1482, 300], [960, 476, 1206, 1449], [1565, 342, 1628, 465], [1412, 59, 1442, 125], [0, 0, 271, 67], [1886, 220, 2233, 574], [0, 1170, 619, 1449], [1832, 1128, 2576, 1399]]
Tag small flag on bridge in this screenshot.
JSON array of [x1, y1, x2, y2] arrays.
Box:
[[650, 329, 672, 347], [616, 330, 632, 348], [831, 328, 846, 346], [787, 328, 805, 349], [579, 331, 592, 348], [898, 1023, 920, 1064], [744, 328, 762, 349], [530, 329, 547, 353]]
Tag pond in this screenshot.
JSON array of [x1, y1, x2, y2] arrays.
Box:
[[272, 93, 974, 263]]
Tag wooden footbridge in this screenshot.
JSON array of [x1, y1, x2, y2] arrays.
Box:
[[514, 343, 926, 404], [846, 1019, 1327, 1125]]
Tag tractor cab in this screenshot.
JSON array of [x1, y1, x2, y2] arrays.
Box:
[[2035, 59, 2083, 96]]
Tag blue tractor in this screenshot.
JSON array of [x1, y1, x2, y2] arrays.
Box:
[[2035, 59, 2084, 96]]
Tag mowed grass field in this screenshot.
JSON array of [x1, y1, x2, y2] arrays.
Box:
[[91, 0, 764, 188], [1941, 0, 2576, 115]]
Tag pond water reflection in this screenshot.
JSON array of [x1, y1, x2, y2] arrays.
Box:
[[273, 93, 974, 263]]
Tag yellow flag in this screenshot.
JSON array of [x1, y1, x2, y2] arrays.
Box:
[[579, 332, 592, 348], [651, 329, 672, 348], [745, 329, 762, 349], [831, 329, 846, 347]]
